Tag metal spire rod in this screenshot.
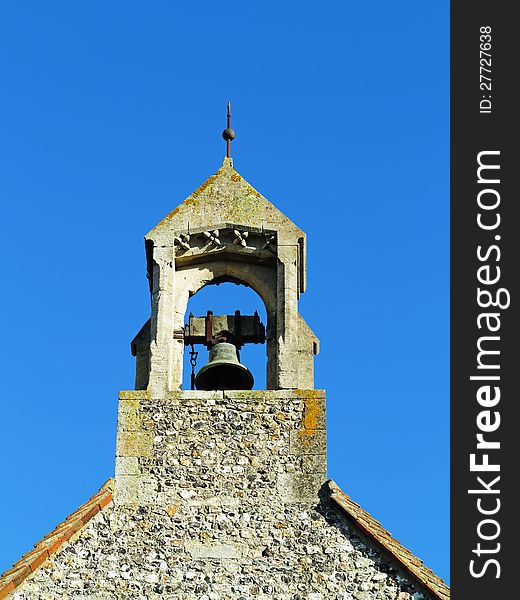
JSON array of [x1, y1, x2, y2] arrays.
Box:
[[226, 102, 231, 157], [222, 102, 235, 158]]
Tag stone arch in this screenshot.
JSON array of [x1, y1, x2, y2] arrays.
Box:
[[142, 217, 318, 394], [171, 259, 277, 389], [181, 278, 269, 390]]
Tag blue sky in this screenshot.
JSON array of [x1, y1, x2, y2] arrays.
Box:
[[0, 1, 449, 582]]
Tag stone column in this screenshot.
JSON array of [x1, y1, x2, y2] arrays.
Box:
[[276, 244, 302, 389], [148, 244, 176, 395]]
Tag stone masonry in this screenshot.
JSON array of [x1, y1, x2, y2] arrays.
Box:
[[10, 389, 433, 599]]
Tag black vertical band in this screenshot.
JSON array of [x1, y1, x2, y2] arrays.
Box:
[[451, 2, 517, 597]]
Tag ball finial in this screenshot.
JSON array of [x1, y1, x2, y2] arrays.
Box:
[[222, 128, 235, 141], [224, 102, 234, 158]]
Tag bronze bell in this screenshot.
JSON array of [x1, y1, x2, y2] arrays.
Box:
[[194, 342, 254, 391]]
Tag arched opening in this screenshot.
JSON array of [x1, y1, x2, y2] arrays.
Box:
[[182, 281, 268, 390]]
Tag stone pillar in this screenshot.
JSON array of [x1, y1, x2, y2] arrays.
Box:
[[148, 244, 176, 395], [276, 244, 314, 389]]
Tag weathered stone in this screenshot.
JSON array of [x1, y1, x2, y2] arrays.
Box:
[[115, 456, 139, 476], [290, 428, 327, 455], [184, 542, 243, 560], [115, 431, 153, 457]]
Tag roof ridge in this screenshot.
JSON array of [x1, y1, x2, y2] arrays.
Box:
[[146, 158, 304, 240], [0, 478, 114, 600], [327, 480, 450, 600]]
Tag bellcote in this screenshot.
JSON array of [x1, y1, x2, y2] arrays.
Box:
[[134, 158, 318, 394]]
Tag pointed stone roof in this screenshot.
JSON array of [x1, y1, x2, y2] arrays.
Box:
[[146, 158, 304, 244]]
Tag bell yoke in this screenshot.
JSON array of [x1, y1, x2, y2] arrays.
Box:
[[184, 310, 265, 391]]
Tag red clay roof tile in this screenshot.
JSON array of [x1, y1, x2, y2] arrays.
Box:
[[0, 479, 113, 598], [328, 480, 450, 600], [0, 581, 15, 600]]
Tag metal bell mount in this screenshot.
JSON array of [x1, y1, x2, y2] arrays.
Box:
[[184, 310, 266, 391]]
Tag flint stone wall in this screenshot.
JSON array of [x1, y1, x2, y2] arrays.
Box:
[[12, 391, 429, 600]]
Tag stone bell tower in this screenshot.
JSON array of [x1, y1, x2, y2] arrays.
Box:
[[119, 152, 326, 508], [0, 117, 449, 599], [131, 154, 319, 395]]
